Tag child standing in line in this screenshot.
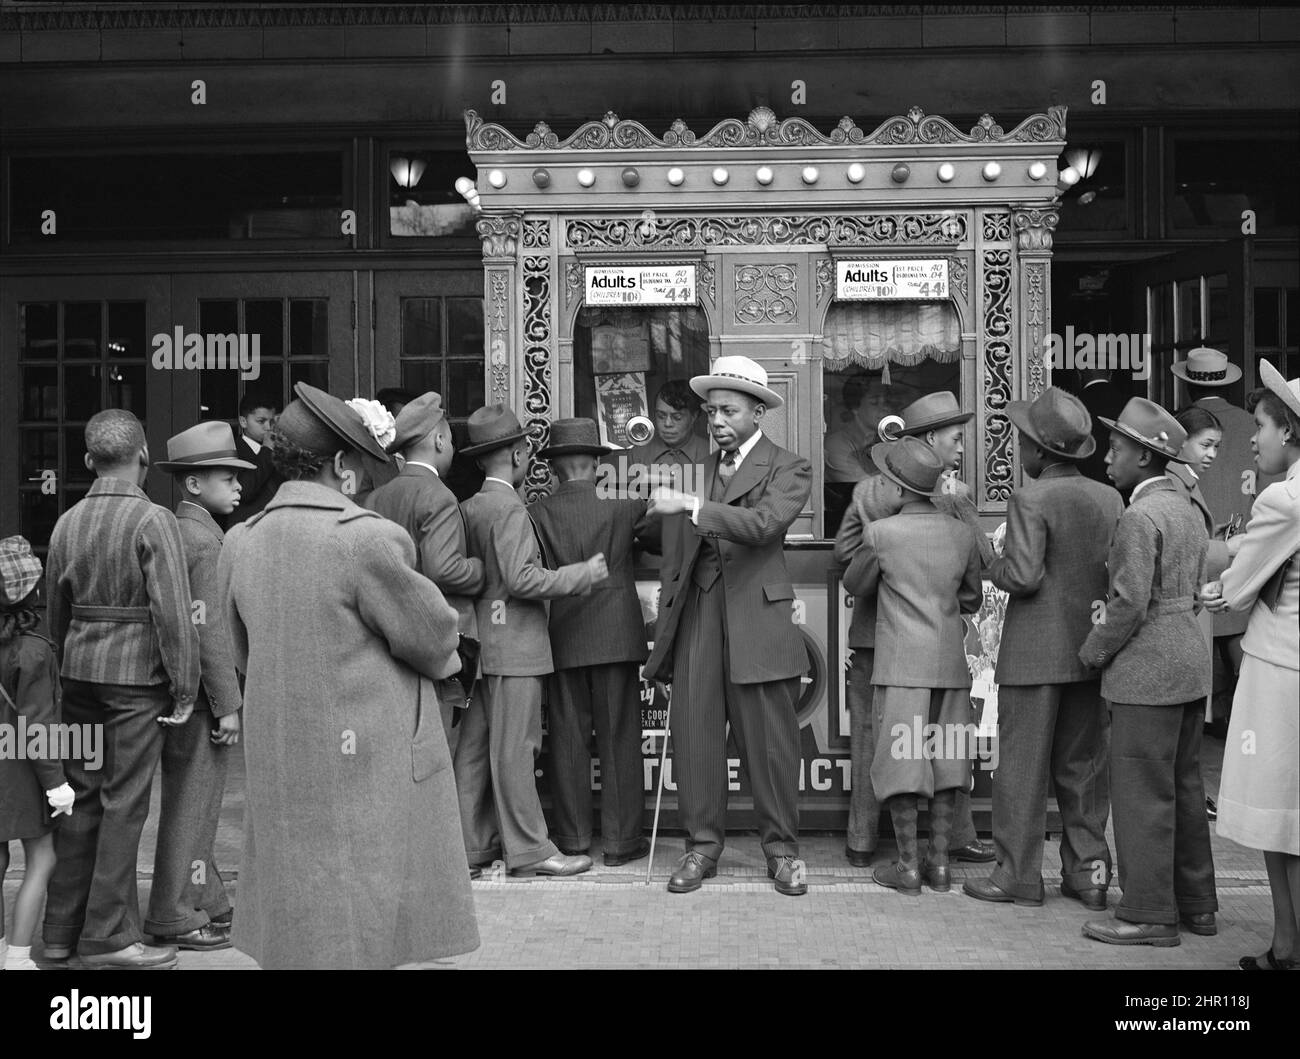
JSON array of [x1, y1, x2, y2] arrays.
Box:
[[0, 536, 74, 970]]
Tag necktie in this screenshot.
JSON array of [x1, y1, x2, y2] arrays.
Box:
[[718, 449, 738, 483]]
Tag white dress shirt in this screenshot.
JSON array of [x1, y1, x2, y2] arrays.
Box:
[[690, 429, 763, 523]]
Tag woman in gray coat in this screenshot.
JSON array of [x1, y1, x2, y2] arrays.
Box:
[[216, 382, 478, 969]]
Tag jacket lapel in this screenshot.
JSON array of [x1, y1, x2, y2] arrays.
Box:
[[722, 434, 771, 503]]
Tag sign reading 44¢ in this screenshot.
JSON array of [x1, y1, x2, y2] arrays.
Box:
[[585, 265, 697, 306], [836, 259, 949, 301]]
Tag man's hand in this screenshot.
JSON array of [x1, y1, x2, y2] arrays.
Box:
[[648, 487, 696, 518], [1201, 580, 1230, 613], [586, 552, 610, 583], [211, 711, 241, 746], [158, 698, 195, 727], [991, 521, 1008, 557]]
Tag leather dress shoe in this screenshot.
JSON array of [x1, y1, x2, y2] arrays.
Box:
[[1181, 912, 1217, 936], [667, 851, 716, 893], [469, 865, 482, 880], [80, 943, 180, 969], [556, 844, 589, 857], [511, 852, 592, 877], [604, 839, 651, 867], [844, 846, 873, 868], [768, 856, 808, 897], [1082, 918, 1180, 947], [963, 876, 1043, 906], [1240, 948, 1298, 970], [951, 839, 996, 863], [873, 861, 922, 896], [210, 909, 233, 927], [1060, 881, 1107, 911], [151, 925, 230, 951], [41, 944, 73, 961], [921, 859, 950, 893]]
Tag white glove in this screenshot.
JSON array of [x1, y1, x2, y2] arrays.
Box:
[[46, 783, 74, 817], [992, 521, 1008, 557]]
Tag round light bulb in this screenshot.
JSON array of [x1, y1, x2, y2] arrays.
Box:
[[712, 167, 729, 186], [982, 161, 1002, 182], [1028, 161, 1047, 181], [621, 167, 640, 187], [801, 166, 819, 184], [890, 163, 910, 184], [846, 162, 866, 183], [936, 163, 955, 183], [532, 168, 550, 188], [1058, 166, 1080, 187], [667, 167, 685, 186], [487, 169, 507, 189], [576, 168, 596, 187], [755, 165, 774, 185]]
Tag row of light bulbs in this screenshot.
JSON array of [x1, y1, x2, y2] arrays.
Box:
[[479, 160, 1051, 191]]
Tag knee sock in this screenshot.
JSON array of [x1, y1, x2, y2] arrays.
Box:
[[889, 794, 919, 871], [928, 788, 956, 864]]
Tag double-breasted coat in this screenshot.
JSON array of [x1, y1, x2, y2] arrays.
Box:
[[216, 480, 478, 969]]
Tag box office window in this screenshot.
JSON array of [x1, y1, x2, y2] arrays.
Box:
[[1168, 134, 1299, 236], [573, 306, 711, 449], [821, 300, 961, 537], [9, 151, 345, 242], [386, 149, 478, 241], [17, 301, 149, 551]]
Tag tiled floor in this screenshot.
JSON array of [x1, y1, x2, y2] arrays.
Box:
[[3, 732, 1280, 970]]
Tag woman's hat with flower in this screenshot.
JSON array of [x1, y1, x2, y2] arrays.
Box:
[[277, 382, 391, 463]]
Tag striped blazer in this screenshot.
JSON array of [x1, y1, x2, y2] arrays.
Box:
[[45, 476, 200, 705]]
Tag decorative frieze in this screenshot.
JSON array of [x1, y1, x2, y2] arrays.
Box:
[[565, 212, 968, 250]]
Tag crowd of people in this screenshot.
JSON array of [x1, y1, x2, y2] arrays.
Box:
[[0, 348, 1296, 971]]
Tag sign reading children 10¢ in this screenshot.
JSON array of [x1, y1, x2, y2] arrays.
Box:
[[585, 265, 697, 306], [835, 259, 949, 301]]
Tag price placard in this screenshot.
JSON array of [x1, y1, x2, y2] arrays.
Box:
[[835, 259, 949, 301], [585, 265, 697, 306]]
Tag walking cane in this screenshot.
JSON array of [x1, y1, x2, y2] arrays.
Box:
[[646, 680, 672, 886]]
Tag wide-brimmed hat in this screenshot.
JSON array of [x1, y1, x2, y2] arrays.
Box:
[[538, 418, 612, 459], [1099, 397, 1188, 463], [280, 382, 391, 463], [0, 535, 42, 606], [690, 355, 783, 409], [386, 391, 447, 455], [1006, 386, 1096, 461], [1260, 358, 1300, 422], [461, 403, 530, 457], [898, 391, 973, 435], [154, 421, 256, 473], [1171, 346, 1242, 387], [871, 437, 946, 497]]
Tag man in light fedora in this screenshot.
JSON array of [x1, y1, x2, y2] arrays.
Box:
[[456, 405, 609, 878], [964, 388, 1122, 911], [643, 355, 813, 897], [843, 436, 984, 897], [145, 421, 254, 952], [529, 418, 658, 867], [896, 390, 996, 864], [1079, 397, 1216, 946], [365, 392, 484, 746]]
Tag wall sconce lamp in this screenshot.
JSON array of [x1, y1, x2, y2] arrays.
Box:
[[454, 176, 481, 212], [1065, 147, 1102, 181], [389, 156, 428, 189]]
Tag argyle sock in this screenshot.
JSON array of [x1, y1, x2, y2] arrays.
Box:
[[888, 794, 919, 872], [928, 788, 956, 865]]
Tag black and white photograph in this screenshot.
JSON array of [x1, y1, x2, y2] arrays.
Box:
[[0, 0, 1297, 1033]]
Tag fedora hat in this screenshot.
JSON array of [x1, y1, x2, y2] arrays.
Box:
[[0, 535, 42, 606], [154, 421, 256, 473], [690, 355, 783, 409], [898, 391, 973, 435], [1171, 346, 1242, 387], [538, 418, 612, 459], [1099, 397, 1188, 463], [385, 391, 447, 455], [871, 436, 946, 498], [461, 403, 530, 457], [1260, 358, 1300, 422], [281, 382, 391, 463], [1006, 386, 1096, 461]]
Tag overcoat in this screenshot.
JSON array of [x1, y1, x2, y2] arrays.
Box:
[[217, 480, 478, 969]]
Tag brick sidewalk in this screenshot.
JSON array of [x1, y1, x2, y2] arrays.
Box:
[[4, 733, 1278, 970]]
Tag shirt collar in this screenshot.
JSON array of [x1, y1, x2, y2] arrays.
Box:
[[242, 434, 262, 455], [727, 429, 763, 466], [87, 475, 148, 500], [1130, 475, 1166, 502], [484, 476, 516, 490], [405, 460, 439, 477]]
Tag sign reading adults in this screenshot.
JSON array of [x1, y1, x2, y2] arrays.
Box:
[[585, 265, 697, 306], [836, 259, 949, 301]]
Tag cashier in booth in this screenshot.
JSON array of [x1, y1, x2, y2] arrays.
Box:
[[610, 379, 711, 488]]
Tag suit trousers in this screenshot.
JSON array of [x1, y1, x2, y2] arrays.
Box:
[[847, 649, 882, 853], [671, 580, 801, 862], [990, 682, 1112, 901], [453, 674, 559, 871], [547, 662, 645, 855], [1110, 700, 1218, 925], [144, 707, 233, 936], [43, 680, 169, 955]]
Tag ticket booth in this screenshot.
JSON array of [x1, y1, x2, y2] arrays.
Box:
[[466, 104, 1068, 830]]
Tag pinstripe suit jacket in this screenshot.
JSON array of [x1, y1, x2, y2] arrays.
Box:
[[45, 476, 200, 705], [1079, 476, 1211, 704], [989, 463, 1123, 686], [365, 463, 483, 639], [175, 501, 242, 717], [461, 478, 596, 677], [528, 479, 655, 669]]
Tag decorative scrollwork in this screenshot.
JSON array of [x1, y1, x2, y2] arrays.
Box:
[[477, 216, 520, 260], [1025, 263, 1048, 401], [1012, 208, 1060, 252], [521, 254, 552, 502], [981, 212, 1011, 243], [946, 256, 969, 301], [564, 261, 582, 310], [522, 218, 550, 249], [983, 249, 1014, 504], [565, 212, 967, 250], [699, 260, 716, 306], [815, 257, 834, 303], [487, 270, 510, 404], [734, 263, 797, 325], [465, 105, 1066, 153]]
